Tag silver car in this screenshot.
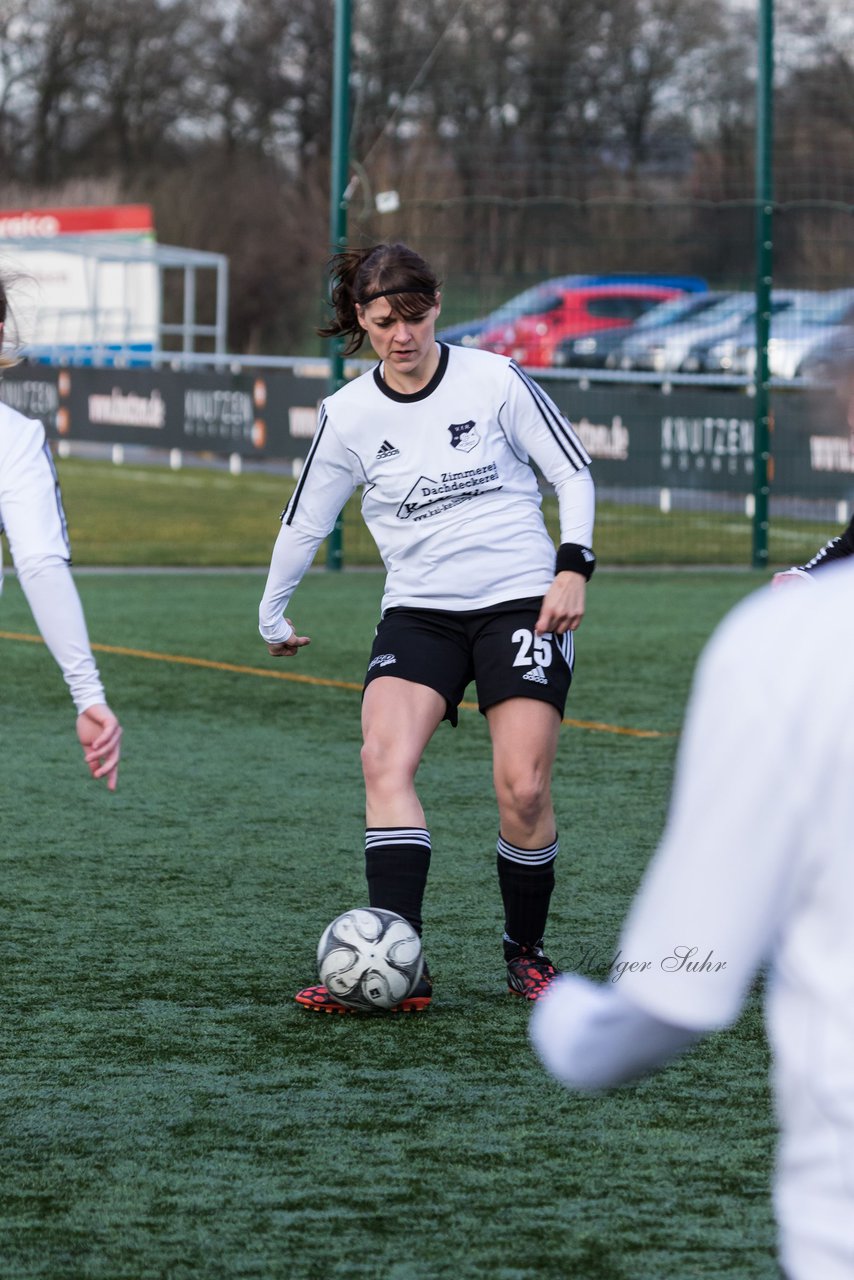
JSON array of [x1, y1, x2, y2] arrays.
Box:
[[612, 292, 756, 372], [693, 290, 854, 380]]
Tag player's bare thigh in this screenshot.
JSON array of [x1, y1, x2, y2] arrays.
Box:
[[361, 677, 447, 824]]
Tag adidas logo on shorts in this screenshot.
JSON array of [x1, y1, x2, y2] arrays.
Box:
[[523, 665, 549, 685], [368, 653, 397, 671], [376, 440, 400, 461]]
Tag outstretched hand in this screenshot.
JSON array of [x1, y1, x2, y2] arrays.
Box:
[[266, 619, 311, 657], [76, 703, 122, 791], [536, 572, 587, 635]]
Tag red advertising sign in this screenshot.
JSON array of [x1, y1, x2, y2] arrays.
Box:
[[0, 204, 154, 239]]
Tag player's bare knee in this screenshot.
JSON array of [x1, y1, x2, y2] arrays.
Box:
[[496, 773, 550, 831], [361, 737, 417, 792]]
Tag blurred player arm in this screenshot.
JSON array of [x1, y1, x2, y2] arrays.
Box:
[[530, 975, 702, 1090], [16, 558, 108, 711], [1, 420, 121, 787], [531, 597, 804, 1089], [1, 422, 107, 715]]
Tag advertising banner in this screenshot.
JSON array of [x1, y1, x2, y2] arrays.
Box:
[[0, 363, 325, 458], [543, 383, 758, 492], [2, 363, 852, 502], [0, 204, 154, 239]]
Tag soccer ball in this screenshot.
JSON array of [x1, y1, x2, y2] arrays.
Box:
[[316, 907, 423, 1011]]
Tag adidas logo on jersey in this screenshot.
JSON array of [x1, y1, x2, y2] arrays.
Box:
[[376, 440, 400, 460], [522, 665, 549, 685]]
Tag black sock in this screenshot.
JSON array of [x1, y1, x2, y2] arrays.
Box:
[[496, 833, 558, 959], [365, 827, 432, 937]]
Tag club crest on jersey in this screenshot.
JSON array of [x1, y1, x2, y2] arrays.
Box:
[[448, 420, 479, 453]]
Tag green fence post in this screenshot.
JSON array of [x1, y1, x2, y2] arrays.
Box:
[[752, 0, 774, 570], [326, 0, 351, 572]]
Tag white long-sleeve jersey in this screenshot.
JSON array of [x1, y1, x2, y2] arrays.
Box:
[[259, 343, 594, 643], [531, 562, 854, 1280], [0, 400, 106, 714]]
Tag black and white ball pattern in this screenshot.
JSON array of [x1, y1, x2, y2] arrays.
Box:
[[316, 908, 423, 1011]]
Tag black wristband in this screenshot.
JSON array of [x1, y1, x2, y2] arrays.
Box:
[[555, 543, 596, 580]]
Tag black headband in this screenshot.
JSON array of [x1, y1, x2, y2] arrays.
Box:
[[357, 286, 437, 305]]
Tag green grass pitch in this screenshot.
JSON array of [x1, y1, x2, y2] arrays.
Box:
[[1, 552, 779, 1279], [47, 456, 838, 569]]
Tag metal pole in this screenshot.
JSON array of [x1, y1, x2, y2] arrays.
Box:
[[752, 0, 774, 569], [183, 266, 196, 355], [215, 257, 229, 356], [326, 0, 352, 572]]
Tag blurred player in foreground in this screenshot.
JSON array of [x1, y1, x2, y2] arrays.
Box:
[[530, 563, 854, 1280], [775, 343, 854, 587], [259, 242, 595, 1013], [0, 275, 122, 789], [773, 512, 854, 583]]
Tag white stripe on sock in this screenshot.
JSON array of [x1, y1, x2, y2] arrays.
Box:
[[497, 835, 559, 867], [365, 827, 432, 851]]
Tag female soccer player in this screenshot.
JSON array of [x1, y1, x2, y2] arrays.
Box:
[[258, 243, 595, 1012], [0, 275, 122, 789]]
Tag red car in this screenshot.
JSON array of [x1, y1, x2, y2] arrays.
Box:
[[475, 283, 687, 367]]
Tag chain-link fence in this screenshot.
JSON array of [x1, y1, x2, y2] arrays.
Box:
[[328, 0, 854, 569], [2, 0, 853, 567]]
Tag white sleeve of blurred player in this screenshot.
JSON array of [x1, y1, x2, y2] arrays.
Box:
[[0, 410, 106, 713], [530, 975, 702, 1090], [530, 583, 806, 1088], [258, 405, 359, 644]]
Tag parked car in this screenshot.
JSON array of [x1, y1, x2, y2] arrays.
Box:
[[553, 292, 729, 370], [613, 291, 759, 372], [474, 283, 689, 367], [438, 275, 590, 348], [690, 290, 854, 379], [438, 273, 707, 349], [798, 323, 854, 383]]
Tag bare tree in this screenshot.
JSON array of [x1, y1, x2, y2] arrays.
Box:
[[20, 0, 96, 183], [203, 0, 334, 169], [73, 0, 211, 176], [0, 1, 34, 174], [143, 148, 329, 352], [1, 0, 851, 348]]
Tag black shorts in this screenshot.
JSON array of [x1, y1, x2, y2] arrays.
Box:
[[363, 598, 574, 726]]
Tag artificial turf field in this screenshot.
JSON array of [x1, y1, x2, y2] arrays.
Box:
[[0, 555, 780, 1280]]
